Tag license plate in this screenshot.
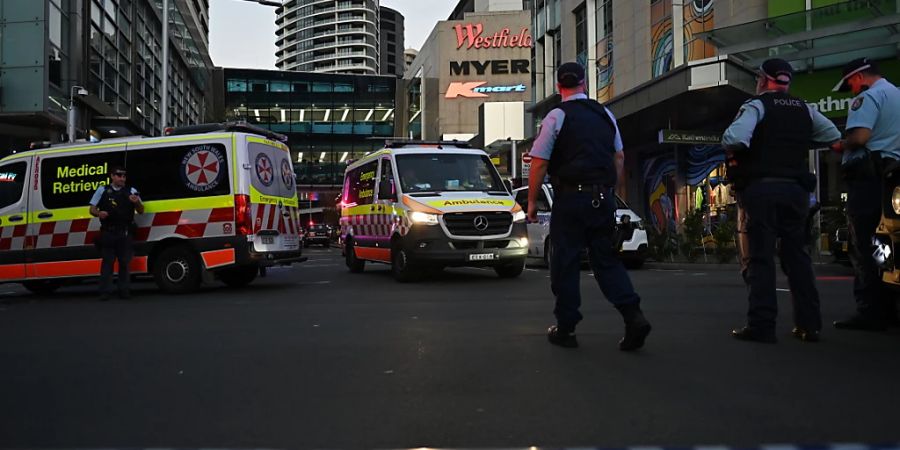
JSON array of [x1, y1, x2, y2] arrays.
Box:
[[469, 253, 495, 261], [262, 236, 274, 245], [842, 242, 848, 252]]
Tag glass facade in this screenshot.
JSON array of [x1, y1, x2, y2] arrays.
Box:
[[650, 0, 674, 78], [223, 68, 397, 187], [595, 0, 613, 101], [82, 0, 211, 135]]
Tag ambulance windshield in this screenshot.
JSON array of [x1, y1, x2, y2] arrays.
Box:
[[396, 153, 504, 193]]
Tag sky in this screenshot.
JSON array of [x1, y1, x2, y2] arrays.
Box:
[[209, 0, 456, 70]]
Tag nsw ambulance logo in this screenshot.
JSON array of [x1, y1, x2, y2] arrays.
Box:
[[255, 153, 275, 187], [181, 144, 224, 192], [281, 158, 294, 189]]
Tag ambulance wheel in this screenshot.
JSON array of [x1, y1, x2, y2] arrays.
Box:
[[220, 265, 258, 288], [22, 280, 61, 295], [345, 239, 365, 273], [154, 246, 201, 294], [391, 245, 420, 283], [495, 258, 526, 278]]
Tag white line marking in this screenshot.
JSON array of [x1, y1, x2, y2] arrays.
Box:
[[776, 288, 790, 292]]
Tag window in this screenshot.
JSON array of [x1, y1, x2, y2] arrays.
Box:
[[396, 154, 503, 193], [0, 162, 27, 210], [515, 187, 550, 212], [227, 80, 248, 92], [40, 151, 125, 210], [377, 158, 395, 200], [126, 144, 231, 202], [343, 161, 377, 206]]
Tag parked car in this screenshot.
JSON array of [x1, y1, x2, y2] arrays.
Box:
[[512, 183, 648, 269], [304, 224, 332, 247]]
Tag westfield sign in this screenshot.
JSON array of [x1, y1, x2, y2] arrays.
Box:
[[453, 23, 533, 50]]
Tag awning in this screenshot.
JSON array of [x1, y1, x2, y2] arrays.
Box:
[[605, 56, 756, 150], [699, 0, 900, 69]]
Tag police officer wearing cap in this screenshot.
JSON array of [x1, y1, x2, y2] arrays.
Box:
[[527, 62, 651, 351], [723, 58, 841, 343], [831, 57, 900, 331], [89, 166, 144, 301]]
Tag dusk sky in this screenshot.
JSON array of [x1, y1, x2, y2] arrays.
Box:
[[209, 0, 456, 70]]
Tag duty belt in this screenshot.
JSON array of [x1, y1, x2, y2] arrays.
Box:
[[553, 182, 613, 208]]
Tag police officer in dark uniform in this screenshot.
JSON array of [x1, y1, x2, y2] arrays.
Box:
[[527, 62, 651, 351], [723, 58, 841, 343], [830, 58, 900, 331], [89, 166, 144, 301]]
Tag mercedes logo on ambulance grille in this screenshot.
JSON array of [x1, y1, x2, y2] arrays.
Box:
[[473, 215, 489, 231]]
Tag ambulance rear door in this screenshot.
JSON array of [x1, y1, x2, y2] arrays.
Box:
[[245, 136, 300, 253]]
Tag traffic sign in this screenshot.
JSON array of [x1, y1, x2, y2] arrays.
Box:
[[521, 153, 532, 178]]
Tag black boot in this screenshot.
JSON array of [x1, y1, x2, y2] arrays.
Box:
[[547, 326, 578, 348], [616, 303, 651, 351]]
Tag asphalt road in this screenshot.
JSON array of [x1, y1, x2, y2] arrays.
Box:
[[1, 247, 898, 449]]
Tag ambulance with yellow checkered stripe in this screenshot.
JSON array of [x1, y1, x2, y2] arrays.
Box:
[[0, 122, 305, 295], [340, 140, 528, 281]]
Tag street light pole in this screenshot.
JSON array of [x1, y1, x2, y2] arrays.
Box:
[[68, 85, 87, 143], [161, 0, 169, 135]]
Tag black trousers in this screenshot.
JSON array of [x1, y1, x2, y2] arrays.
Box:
[[98, 230, 133, 295], [549, 190, 641, 332], [737, 181, 821, 332], [845, 175, 894, 318]]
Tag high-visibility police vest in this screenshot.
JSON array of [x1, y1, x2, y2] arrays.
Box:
[[548, 99, 618, 187], [741, 92, 813, 183], [98, 186, 136, 232]]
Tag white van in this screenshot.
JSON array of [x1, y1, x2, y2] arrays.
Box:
[[339, 141, 529, 281], [0, 122, 305, 294], [512, 183, 648, 269]]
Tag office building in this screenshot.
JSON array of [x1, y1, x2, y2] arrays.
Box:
[[0, 0, 215, 153]]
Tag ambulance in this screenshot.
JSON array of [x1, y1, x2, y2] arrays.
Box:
[[339, 140, 528, 282], [0, 122, 305, 294]]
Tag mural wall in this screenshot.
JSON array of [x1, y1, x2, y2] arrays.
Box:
[[642, 144, 728, 233], [651, 0, 715, 79], [684, 0, 716, 62], [650, 0, 674, 78]]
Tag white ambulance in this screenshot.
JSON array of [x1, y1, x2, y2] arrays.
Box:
[[339, 141, 529, 282], [0, 123, 305, 294]]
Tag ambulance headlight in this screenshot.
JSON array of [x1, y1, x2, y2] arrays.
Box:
[[892, 186, 900, 215], [409, 211, 439, 225], [512, 210, 526, 223]]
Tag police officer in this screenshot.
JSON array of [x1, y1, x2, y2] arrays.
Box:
[[831, 57, 900, 331], [526, 62, 651, 351], [723, 58, 841, 343], [89, 166, 144, 301]]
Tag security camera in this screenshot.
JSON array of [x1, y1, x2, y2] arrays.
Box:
[[76, 88, 88, 96]]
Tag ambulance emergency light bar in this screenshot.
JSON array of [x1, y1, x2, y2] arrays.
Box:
[[377, 138, 471, 149], [164, 122, 288, 143]]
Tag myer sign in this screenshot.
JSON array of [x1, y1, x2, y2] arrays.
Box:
[[792, 59, 900, 119]]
